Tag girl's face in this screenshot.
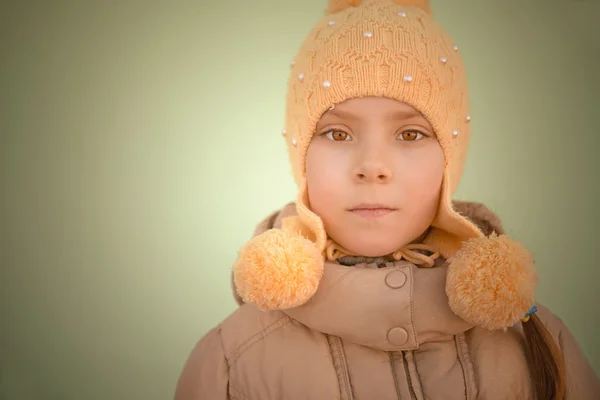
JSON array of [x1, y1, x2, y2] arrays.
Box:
[[305, 97, 444, 257]]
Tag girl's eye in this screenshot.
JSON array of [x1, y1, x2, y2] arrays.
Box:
[[398, 130, 425, 141], [323, 129, 351, 141]]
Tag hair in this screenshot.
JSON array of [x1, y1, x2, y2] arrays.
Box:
[[523, 314, 566, 400]]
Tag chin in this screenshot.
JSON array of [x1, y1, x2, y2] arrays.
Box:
[[338, 234, 408, 258], [355, 247, 394, 258]]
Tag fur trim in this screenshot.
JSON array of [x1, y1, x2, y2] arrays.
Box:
[[453, 200, 505, 236], [445, 232, 538, 330]]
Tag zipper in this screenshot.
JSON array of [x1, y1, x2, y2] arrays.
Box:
[[389, 351, 403, 400], [403, 353, 417, 400], [389, 351, 418, 400]]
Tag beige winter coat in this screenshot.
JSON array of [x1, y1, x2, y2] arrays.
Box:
[[175, 201, 600, 399]]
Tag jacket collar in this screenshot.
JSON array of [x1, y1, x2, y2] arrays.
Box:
[[282, 257, 473, 350], [232, 200, 505, 350]]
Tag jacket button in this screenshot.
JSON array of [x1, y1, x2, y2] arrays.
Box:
[[385, 270, 406, 289], [387, 327, 409, 346]]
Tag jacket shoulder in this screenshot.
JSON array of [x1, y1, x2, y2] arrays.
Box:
[[535, 303, 572, 340], [218, 304, 292, 360], [535, 303, 600, 399]]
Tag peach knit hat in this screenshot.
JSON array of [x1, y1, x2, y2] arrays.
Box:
[[233, 0, 537, 331]]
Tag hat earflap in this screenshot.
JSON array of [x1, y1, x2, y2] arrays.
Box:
[[429, 199, 538, 331], [233, 183, 326, 310]]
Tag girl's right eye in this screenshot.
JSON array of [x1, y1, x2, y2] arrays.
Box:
[[322, 129, 352, 141]]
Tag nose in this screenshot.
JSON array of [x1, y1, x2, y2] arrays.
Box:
[[353, 158, 392, 184]]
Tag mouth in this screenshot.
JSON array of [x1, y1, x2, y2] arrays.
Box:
[[348, 204, 397, 218]]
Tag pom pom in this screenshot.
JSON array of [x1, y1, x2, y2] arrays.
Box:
[[446, 233, 538, 330], [325, 0, 362, 15], [233, 229, 324, 310], [391, 0, 431, 15], [325, 0, 431, 15]]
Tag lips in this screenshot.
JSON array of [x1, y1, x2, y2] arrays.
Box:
[[348, 204, 397, 218]]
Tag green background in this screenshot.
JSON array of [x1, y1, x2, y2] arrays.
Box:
[[1, 0, 599, 399]]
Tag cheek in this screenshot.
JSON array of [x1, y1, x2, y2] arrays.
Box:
[[305, 143, 346, 212], [398, 146, 445, 196]]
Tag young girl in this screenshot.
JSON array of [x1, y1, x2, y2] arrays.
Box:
[[175, 0, 600, 398]]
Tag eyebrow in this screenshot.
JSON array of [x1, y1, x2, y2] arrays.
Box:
[[327, 108, 423, 121]]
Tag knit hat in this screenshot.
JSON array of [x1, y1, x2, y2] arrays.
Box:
[[233, 0, 537, 331]]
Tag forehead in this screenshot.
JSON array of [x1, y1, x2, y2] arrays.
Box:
[[336, 97, 416, 111], [319, 97, 427, 123]]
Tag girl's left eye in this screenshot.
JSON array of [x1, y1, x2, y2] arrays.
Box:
[[323, 129, 351, 141], [397, 130, 425, 141]]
